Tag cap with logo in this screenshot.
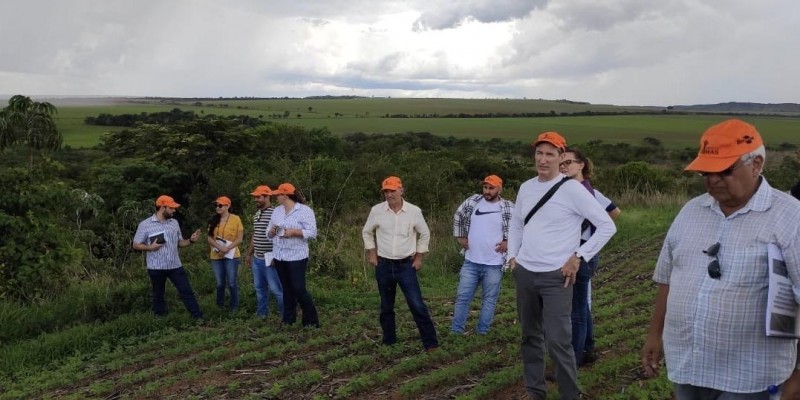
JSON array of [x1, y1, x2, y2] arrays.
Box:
[[271, 183, 296, 196], [482, 175, 503, 188], [155, 195, 180, 208], [250, 185, 272, 197], [684, 119, 763, 173], [532, 131, 567, 151], [381, 176, 403, 191], [213, 196, 232, 206]]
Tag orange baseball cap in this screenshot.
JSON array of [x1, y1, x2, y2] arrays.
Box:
[[483, 175, 503, 188], [685, 119, 763, 173], [250, 185, 272, 197], [213, 196, 232, 206], [381, 176, 403, 191], [271, 183, 296, 195], [155, 195, 180, 208], [532, 131, 567, 151]]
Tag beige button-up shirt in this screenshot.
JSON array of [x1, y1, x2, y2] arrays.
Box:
[[362, 200, 430, 259]]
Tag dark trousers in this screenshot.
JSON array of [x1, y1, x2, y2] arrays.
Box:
[[274, 258, 319, 327], [375, 256, 438, 350], [147, 267, 203, 319], [571, 258, 594, 365], [514, 266, 580, 400], [673, 383, 770, 399]]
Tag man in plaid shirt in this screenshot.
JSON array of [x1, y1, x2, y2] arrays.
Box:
[[451, 175, 514, 335], [642, 119, 800, 398]]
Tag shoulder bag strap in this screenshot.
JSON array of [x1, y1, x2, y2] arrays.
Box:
[[524, 176, 571, 226]]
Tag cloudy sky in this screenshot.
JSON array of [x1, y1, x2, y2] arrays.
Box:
[[1, 0, 798, 106]]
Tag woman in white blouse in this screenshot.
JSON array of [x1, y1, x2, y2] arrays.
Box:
[[267, 183, 319, 328]]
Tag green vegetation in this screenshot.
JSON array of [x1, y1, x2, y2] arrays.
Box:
[[0, 205, 681, 399], [2, 95, 799, 399], [55, 98, 800, 148]]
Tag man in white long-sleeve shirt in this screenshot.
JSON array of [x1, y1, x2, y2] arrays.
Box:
[[362, 176, 439, 351], [507, 131, 617, 400]]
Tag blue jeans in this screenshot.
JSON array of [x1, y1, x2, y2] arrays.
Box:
[[375, 257, 438, 350], [252, 255, 284, 318], [211, 258, 240, 310], [584, 256, 599, 354], [571, 257, 595, 365], [147, 267, 203, 319], [451, 260, 503, 334], [274, 258, 319, 327]]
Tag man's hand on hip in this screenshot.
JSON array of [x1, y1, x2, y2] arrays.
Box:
[[560, 253, 580, 287]]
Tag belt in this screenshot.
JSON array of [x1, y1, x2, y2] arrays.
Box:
[[378, 256, 413, 263]]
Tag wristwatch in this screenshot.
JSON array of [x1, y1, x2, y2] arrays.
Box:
[[575, 252, 586, 263]]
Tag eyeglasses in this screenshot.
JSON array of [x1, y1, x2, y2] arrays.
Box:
[[215, 204, 226, 208], [560, 159, 579, 167], [704, 242, 721, 279], [698, 161, 742, 178]]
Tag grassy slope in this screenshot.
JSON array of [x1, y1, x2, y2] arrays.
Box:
[[56, 99, 800, 149], [0, 205, 679, 399]]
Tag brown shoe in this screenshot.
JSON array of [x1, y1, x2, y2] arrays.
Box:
[[424, 346, 439, 353]]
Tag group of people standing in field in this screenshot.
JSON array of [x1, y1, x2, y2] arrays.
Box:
[[132, 182, 320, 328], [133, 118, 800, 400], [131, 126, 620, 399]]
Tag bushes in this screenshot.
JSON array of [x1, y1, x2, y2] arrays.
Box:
[[764, 150, 800, 190], [595, 161, 686, 199], [0, 166, 84, 302]]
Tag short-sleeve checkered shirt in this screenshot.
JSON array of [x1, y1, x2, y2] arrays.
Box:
[[654, 178, 800, 392]]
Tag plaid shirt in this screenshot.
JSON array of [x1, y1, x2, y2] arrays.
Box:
[[654, 177, 800, 392], [453, 194, 514, 240]]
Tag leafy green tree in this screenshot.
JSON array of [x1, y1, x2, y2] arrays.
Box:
[[0, 95, 63, 169], [0, 95, 63, 155], [0, 114, 8, 148]]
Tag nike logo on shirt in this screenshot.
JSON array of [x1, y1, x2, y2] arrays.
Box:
[[475, 209, 500, 216]]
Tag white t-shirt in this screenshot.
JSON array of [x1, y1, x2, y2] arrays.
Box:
[[465, 199, 504, 265], [581, 189, 615, 241], [507, 174, 616, 273]]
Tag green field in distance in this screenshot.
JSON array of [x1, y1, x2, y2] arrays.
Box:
[[54, 98, 800, 149]]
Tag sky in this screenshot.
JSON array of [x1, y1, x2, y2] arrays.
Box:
[[1, 0, 798, 106]]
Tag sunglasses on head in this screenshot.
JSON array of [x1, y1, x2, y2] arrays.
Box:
[[704, 242, 721, 279]]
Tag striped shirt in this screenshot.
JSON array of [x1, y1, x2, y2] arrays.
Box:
[[654, 177, 800, 392], [252, 207, 274, 258], [133, 214, 185, 270], [267, 203, 317, 261]]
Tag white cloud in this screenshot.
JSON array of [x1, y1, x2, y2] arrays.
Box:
[[0, 0, 798, 104], [412, 0, 545, 30]]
